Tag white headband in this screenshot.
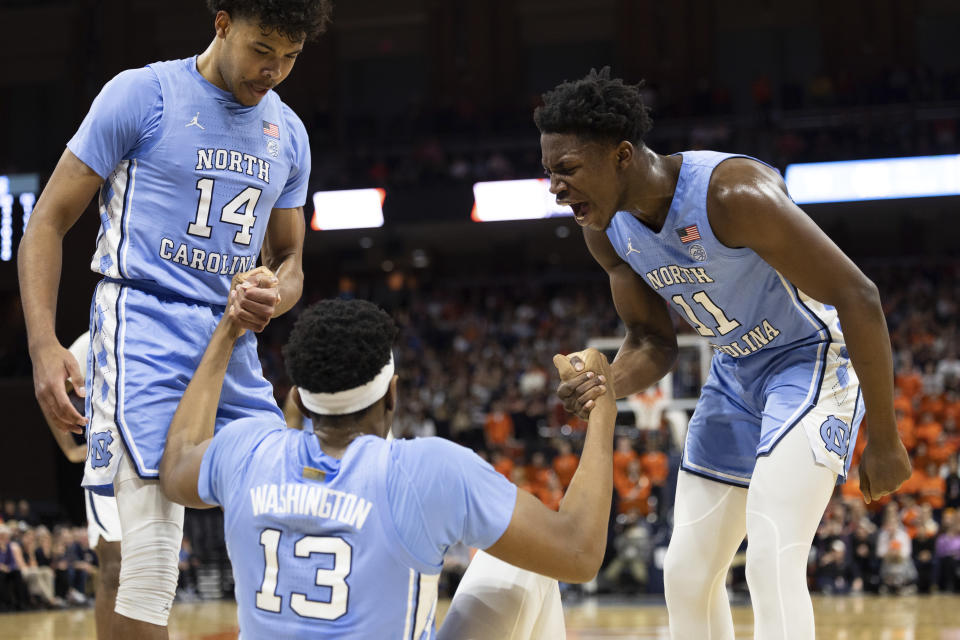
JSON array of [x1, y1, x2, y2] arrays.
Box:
[[298, 353, 395, 415]]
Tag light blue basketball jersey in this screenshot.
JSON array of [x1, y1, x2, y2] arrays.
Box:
[[68, 57, 311, 305], [198, 420, 517, 639], [606, 151, 864, 486], [605, 150, 836, 359]]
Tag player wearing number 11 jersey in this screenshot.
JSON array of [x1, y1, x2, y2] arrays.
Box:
[[19, 3, 332, 637], [536, 68, 912, 639]]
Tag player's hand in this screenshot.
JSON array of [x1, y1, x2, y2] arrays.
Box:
[[30, 340, 87, 434], [858, 434, 912, 504], [554, 348, 614, 420], [230, 266, 280, 333]]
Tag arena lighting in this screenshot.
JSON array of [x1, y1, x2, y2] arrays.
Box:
[[785, 154, 960, 204], [310, 188, 386, 230], [0, 174, 40, 261], [471, 179, 573, 222]]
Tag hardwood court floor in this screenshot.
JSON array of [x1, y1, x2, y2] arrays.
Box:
[[4, 594, 960, 639]]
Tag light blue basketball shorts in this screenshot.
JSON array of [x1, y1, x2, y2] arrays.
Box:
[[82, 280, 283, 493], [681, 339, 864, 488]]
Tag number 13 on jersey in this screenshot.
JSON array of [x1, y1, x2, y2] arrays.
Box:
[[256, 528, 352, 620]]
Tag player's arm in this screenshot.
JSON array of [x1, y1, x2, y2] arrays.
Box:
[[485, 348, 617, 583], [558, 229, 678, 417], [159, 290, 249, 508], [45, 383, 87, 464], [18, 150, 103, 434], [229, 208, 304, 333], [707, 158, 911, 501]]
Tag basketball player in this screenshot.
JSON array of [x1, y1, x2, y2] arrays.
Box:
[[158, 297, 617, 638], [535, 68, 912, 639], [18, 3, 331, 637], [43, 333, 121, 640]]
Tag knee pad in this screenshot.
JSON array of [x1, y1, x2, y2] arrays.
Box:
[[113, 458, 185, 626]]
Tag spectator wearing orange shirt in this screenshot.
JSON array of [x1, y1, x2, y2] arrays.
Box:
[[895, 359, 924, 399], [484, 400, 514, 447], [509, 467, 535, 495], [491, 449, 514, 481], [613, 437, 638, 486], [552, 440, 579, 490], [929, 433, 958, 466], [896, 409, 917, 453], [916, 411, 944, 447], [917, 462, 946, 511], [894, 392, 914, 418], [524, 451, 551, 491], [919, 393, 946, 421], [840, 468, 864, 503], [536, 472, 566, 511], [615, 460, 651, 516], [898, 465, 926, 498]]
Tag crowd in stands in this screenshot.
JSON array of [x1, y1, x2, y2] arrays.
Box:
[[313, 65, 960, 191], [7, 258, 960, 608], [0, 500, 96, 611]]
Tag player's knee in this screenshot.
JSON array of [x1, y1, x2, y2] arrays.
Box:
[[663, 541, 703, 599], [114, 520, 181, 626]]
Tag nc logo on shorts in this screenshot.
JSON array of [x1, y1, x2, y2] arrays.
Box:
[[820, 415, 849, 457], [90, 431, 114, 469]]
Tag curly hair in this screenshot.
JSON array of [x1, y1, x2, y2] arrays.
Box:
[[283, 299, 397, 405], [534, 67, 653, 145], [206, 0, 333, 41]]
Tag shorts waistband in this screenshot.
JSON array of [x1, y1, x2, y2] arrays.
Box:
[[101, 278, 226, 310]]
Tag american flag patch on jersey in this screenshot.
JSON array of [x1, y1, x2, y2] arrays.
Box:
[[262, 121, 280, 138], [676, 224, 701, 244]]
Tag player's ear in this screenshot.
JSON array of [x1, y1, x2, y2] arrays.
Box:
[[214, 10, 231, 38], [615, 141, 634, 169], [384, 375, 398, 413]]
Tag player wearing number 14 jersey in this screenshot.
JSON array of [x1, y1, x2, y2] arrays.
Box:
[[18, 3, 332, 637]]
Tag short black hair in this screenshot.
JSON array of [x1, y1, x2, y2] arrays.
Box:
[[207, 0, 334, 41], [534, 67, 653, 146], [283, 299, 397, 417]]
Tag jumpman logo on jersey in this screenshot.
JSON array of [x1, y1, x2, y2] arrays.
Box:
[[185, 112, 205, 130], [626, 239, 642, 256]]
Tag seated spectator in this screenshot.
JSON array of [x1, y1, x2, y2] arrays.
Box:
[[615, 461, 652, 517], [917, 462, 947, 511], [491, 448, 514, 481], [535, 472, 565, 511], [177, 536, 200, 601], [896, 408, 917, 452], [916, 410, 944, 447], [483, 400, 514, 448], [15, 501, 37, 528], [849, 519, 879, 593], [913, 506, 938, 593], [946, 455, 960, 510], [552, 440, 579, 490], [64, 527, 94, 605], [601, 514, 652, 593], [0, 524, 28, 611], [18, 528, 59, 608], [937, 511, 960, 592], [524, 451, 551, 491], [929, 432, 958, 465], [613, 437, 638, 486], [877, 510, 917, 595], [815, 539, 853, 594]]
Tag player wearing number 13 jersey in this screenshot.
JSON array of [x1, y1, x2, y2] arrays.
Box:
[[536, 68, 912, 639], [19, 3, 333, 636], [160, 299, 620, 639]]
